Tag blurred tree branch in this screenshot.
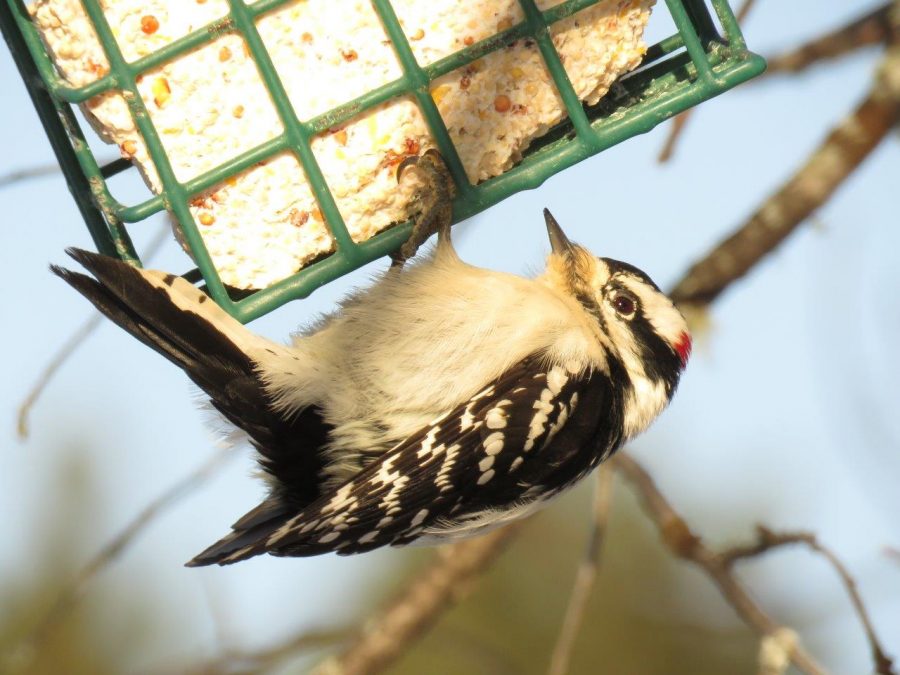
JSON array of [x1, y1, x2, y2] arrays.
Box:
[[658, 1, 899, 164], [17, 221, 171, 439], [182, 627, 350, 675], [721, 526, 897, 675], [766, 3, 895, 74], [657, 0, 758, 163], [610, 454, 827, 675], [671, 38, 900, 307], [6, 447, 237, 674], [312, 523, 522, 675], [547, 465, 614, 675]]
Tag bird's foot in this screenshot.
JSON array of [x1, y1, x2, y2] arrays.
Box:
[[391, 149, 456, 268]]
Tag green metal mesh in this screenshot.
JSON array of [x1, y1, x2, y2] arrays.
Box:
[[2, 0, 764, 322]]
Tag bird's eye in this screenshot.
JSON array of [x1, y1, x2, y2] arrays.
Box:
[[611, 292, 637, 318]]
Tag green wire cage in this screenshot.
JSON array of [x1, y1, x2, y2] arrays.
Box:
[[2, 0, 764, 323]]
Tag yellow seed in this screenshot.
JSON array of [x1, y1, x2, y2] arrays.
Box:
[[430, 84, 451, 106], [218, 45, 232, 62], [151, 77, 170, 107], [232, 105, 245, 118], [410, 28, 425, 41], [198, 212, 215, 225], [120, 140, 137, 156], [509, 66, 524, 79]]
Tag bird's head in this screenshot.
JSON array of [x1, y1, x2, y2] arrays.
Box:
[[540, 209, 691, 398]]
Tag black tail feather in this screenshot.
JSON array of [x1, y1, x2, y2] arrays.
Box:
[[186, 497, 293, 567], [54, 249, 334, 545]]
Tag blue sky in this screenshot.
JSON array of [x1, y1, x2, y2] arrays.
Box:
[[2, 1, 898, 671]]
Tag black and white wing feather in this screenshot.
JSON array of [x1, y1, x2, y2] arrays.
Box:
[[191, 353, 622, 565]]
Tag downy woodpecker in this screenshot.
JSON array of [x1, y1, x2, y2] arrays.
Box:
[[53, 152, 691, 565]]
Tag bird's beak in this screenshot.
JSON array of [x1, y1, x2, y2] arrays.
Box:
[[544, 208, 575, 257]]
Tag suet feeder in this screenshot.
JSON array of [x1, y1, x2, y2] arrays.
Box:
[[1, 0, 764, 322]]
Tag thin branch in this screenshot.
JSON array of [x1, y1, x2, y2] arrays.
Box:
[[8, 447, 238, 672], [312, 522, 523, 675], [17, 222, 171, 438], [721, 526, 896, 675], [656, 0, 758, 163], [547, 464, 615, 675], [766, 3, 895, 75], [671, 44, 900, 307], [656, 109, 692, 164], [610, 453, 827, 675], [182, 627, 351, 675]]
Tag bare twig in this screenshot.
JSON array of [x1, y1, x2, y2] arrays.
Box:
[[16, 314, 103, 438], [766, 4, 895, 75], [610, 453, 827, 675], [7, 447, 238, 672], [721, 526, 896, 675], [656, 107, 693, 164], [312, 523, 523, 675], [17, 222, 171, 438], [182, 627, 351, 675], [671, 44, 900, 307], [547, 465, 615, 675], [656, 0, 758, 163]]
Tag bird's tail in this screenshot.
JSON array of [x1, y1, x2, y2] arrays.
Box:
[[53, 249, 330, 566], [51, 248, 275, 385]]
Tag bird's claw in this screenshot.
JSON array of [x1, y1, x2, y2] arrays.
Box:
[[391, 149, 456, 268]]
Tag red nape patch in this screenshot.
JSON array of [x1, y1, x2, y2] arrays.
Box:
[[675, 331, 692, 368]]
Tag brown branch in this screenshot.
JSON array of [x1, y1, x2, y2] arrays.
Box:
[[670, 43, 900, 307], [721, 526, 896, 675], [766, 4, 895, 75], [657, 0, 758, 163], [656, 108, 692, 164], [610, 453, 827, 675], [547, 465, 615, 675], [312, 523, 522, 675], [7, 447, 238, 672]]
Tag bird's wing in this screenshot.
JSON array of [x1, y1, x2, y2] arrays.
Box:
[[53, 249, 332, 511], [190, 353, 614, 565]]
